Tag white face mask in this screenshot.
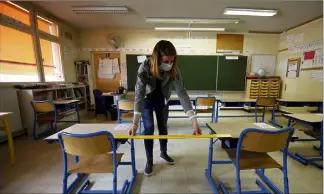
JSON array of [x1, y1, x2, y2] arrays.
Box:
[[159, 62, 173, 71]]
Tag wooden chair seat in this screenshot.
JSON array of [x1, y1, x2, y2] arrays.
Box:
[[196, 108, 213, 113], [225, 149, 282, 170], [37, 113, 64, 121], [69, 153, 124, 174], [121, 112, 134, 119]]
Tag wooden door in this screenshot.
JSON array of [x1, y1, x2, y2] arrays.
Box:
[[93, 52, 121, 92]]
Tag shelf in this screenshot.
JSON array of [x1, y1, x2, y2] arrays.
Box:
[[301, 66, 323, 71]]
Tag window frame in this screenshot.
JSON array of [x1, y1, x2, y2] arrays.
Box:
[[0, 1, 65, 84]]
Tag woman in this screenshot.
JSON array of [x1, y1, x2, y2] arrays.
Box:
[[128, 40, 202, 176]]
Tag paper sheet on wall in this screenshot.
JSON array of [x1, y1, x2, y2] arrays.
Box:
[[137, 55, 147, 63], [302, 60, 313, 69], [286, 34, 294, 43], [315, 49, 323, 66], [112, 58, 120, 73], [294, 33, 304, 43], [287, 71, 297, 78], [311, 70, 323, 82], [98, 58, 114, 79]]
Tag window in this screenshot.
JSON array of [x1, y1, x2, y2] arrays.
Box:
[[0, 1, 31, 26], [40, 39, 64, 81], [37, 15, 59, 37], [0, 25, 39, 82], [0, 1, 64, 82]]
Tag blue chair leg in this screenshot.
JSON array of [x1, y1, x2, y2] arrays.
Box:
[[254, 108, 258, 122], [235, 167, 242, 193], [262, 107, 265, 122]]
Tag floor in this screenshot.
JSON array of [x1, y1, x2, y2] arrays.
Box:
[[0, 110, 322, 193]]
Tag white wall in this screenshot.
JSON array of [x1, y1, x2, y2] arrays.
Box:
[[275, 18, 323, 99], [78, 29, 279, 98]]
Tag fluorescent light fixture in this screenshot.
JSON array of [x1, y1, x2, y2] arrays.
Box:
[[146, 18, 239, 24], [71, 6, 128, 14], [223, 8, 277, 16], [155, 27, 225, 32]]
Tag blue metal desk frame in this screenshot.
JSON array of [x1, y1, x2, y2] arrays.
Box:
[[285, 115, 323, 170], [45, 137, 137, 193]]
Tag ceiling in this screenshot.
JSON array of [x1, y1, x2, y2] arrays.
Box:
[[32, 0, 323, 32]]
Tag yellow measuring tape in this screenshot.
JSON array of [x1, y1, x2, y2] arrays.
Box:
[[114, 134, 231, 139]]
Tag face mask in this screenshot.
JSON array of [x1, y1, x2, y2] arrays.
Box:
[[159, 62, 173, 71]]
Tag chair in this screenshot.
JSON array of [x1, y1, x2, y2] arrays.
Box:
[[117, 100, 142, 134], [93, 89, 108, 118], [58, 131, 128, 194], [195, 97, 216, 122], [255, 97, 277, 124], [219, 127, 295, 194], [31, 100, 60, 140], [123, 93, 135, 100]]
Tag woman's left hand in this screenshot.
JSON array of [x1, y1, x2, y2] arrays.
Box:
[[192, 120, 202, 135]]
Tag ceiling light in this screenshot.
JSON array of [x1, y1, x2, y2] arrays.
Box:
[[146, 18, 239, 24], [223, 8, 277, 16], [155, 27, 225, 32], [71, 6, 128, 14]]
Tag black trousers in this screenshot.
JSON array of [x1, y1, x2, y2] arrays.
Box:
[[142, 104, 169, 160]]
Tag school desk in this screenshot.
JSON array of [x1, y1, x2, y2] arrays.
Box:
[[45, 123, 230, 193], [277, 98, 323, 113], [102, 92, 124, 105], [0, 112, 15, 165], [205, 122, 282, 193], [284, 113, 323, 169]]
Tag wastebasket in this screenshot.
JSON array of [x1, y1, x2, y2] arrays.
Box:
[[109, 105, 118, 121]]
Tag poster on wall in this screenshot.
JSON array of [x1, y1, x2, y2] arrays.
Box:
[[286, 58, 301, 79], [302, 50, 315, 68]]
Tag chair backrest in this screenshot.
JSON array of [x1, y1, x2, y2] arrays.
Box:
[[238, 127, 294, 153], [124, 93, 135, 100], [31, 100, 54, 113], [256, 97, 276, 107], [118, 100, 134, 111], [58, 131, 114, 156], [196, 97, 216, 107]]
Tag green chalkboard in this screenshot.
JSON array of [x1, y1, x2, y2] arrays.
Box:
[[216, 56, 247, 91], [177, 55, 217, 90], [126, 55, 218, 91], [126, 55, 150, 91]]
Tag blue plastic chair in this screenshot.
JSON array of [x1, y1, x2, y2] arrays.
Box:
[[58, 131, 128, 194], [195, 97, 216, 123], [219, 127, 294, 194], [31, 100, 59, 140], [255, 97, 277, 123], [93, 89, 108, 118], [117, 100, 142, 134]]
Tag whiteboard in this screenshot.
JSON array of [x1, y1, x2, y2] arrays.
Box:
[[251, 55, 276, 76]]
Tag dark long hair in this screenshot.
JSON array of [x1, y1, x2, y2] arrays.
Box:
[[150, 40, 178, 79]]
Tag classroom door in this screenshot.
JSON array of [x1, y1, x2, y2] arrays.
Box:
[[93, 53, 121, 92]]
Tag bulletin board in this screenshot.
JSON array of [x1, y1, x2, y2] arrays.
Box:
[[93, 52, 121, 92], [216, 34, 244, 53], [286, 57, 301, 79]]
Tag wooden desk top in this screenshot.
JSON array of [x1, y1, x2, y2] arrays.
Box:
[[45, 124, 129, 141], [206, 122, 279, 139], [102, 92, 124, 96], [283, 113, 323, 123], [219, 98, 256, 103], [0, 112, 12, 117], [53, 100, 80, 105], [45, 123, 231, 141], [277, 98, 323, 102]]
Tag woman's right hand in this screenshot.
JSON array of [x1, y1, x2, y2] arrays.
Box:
[[128, 123, 138, 136]]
